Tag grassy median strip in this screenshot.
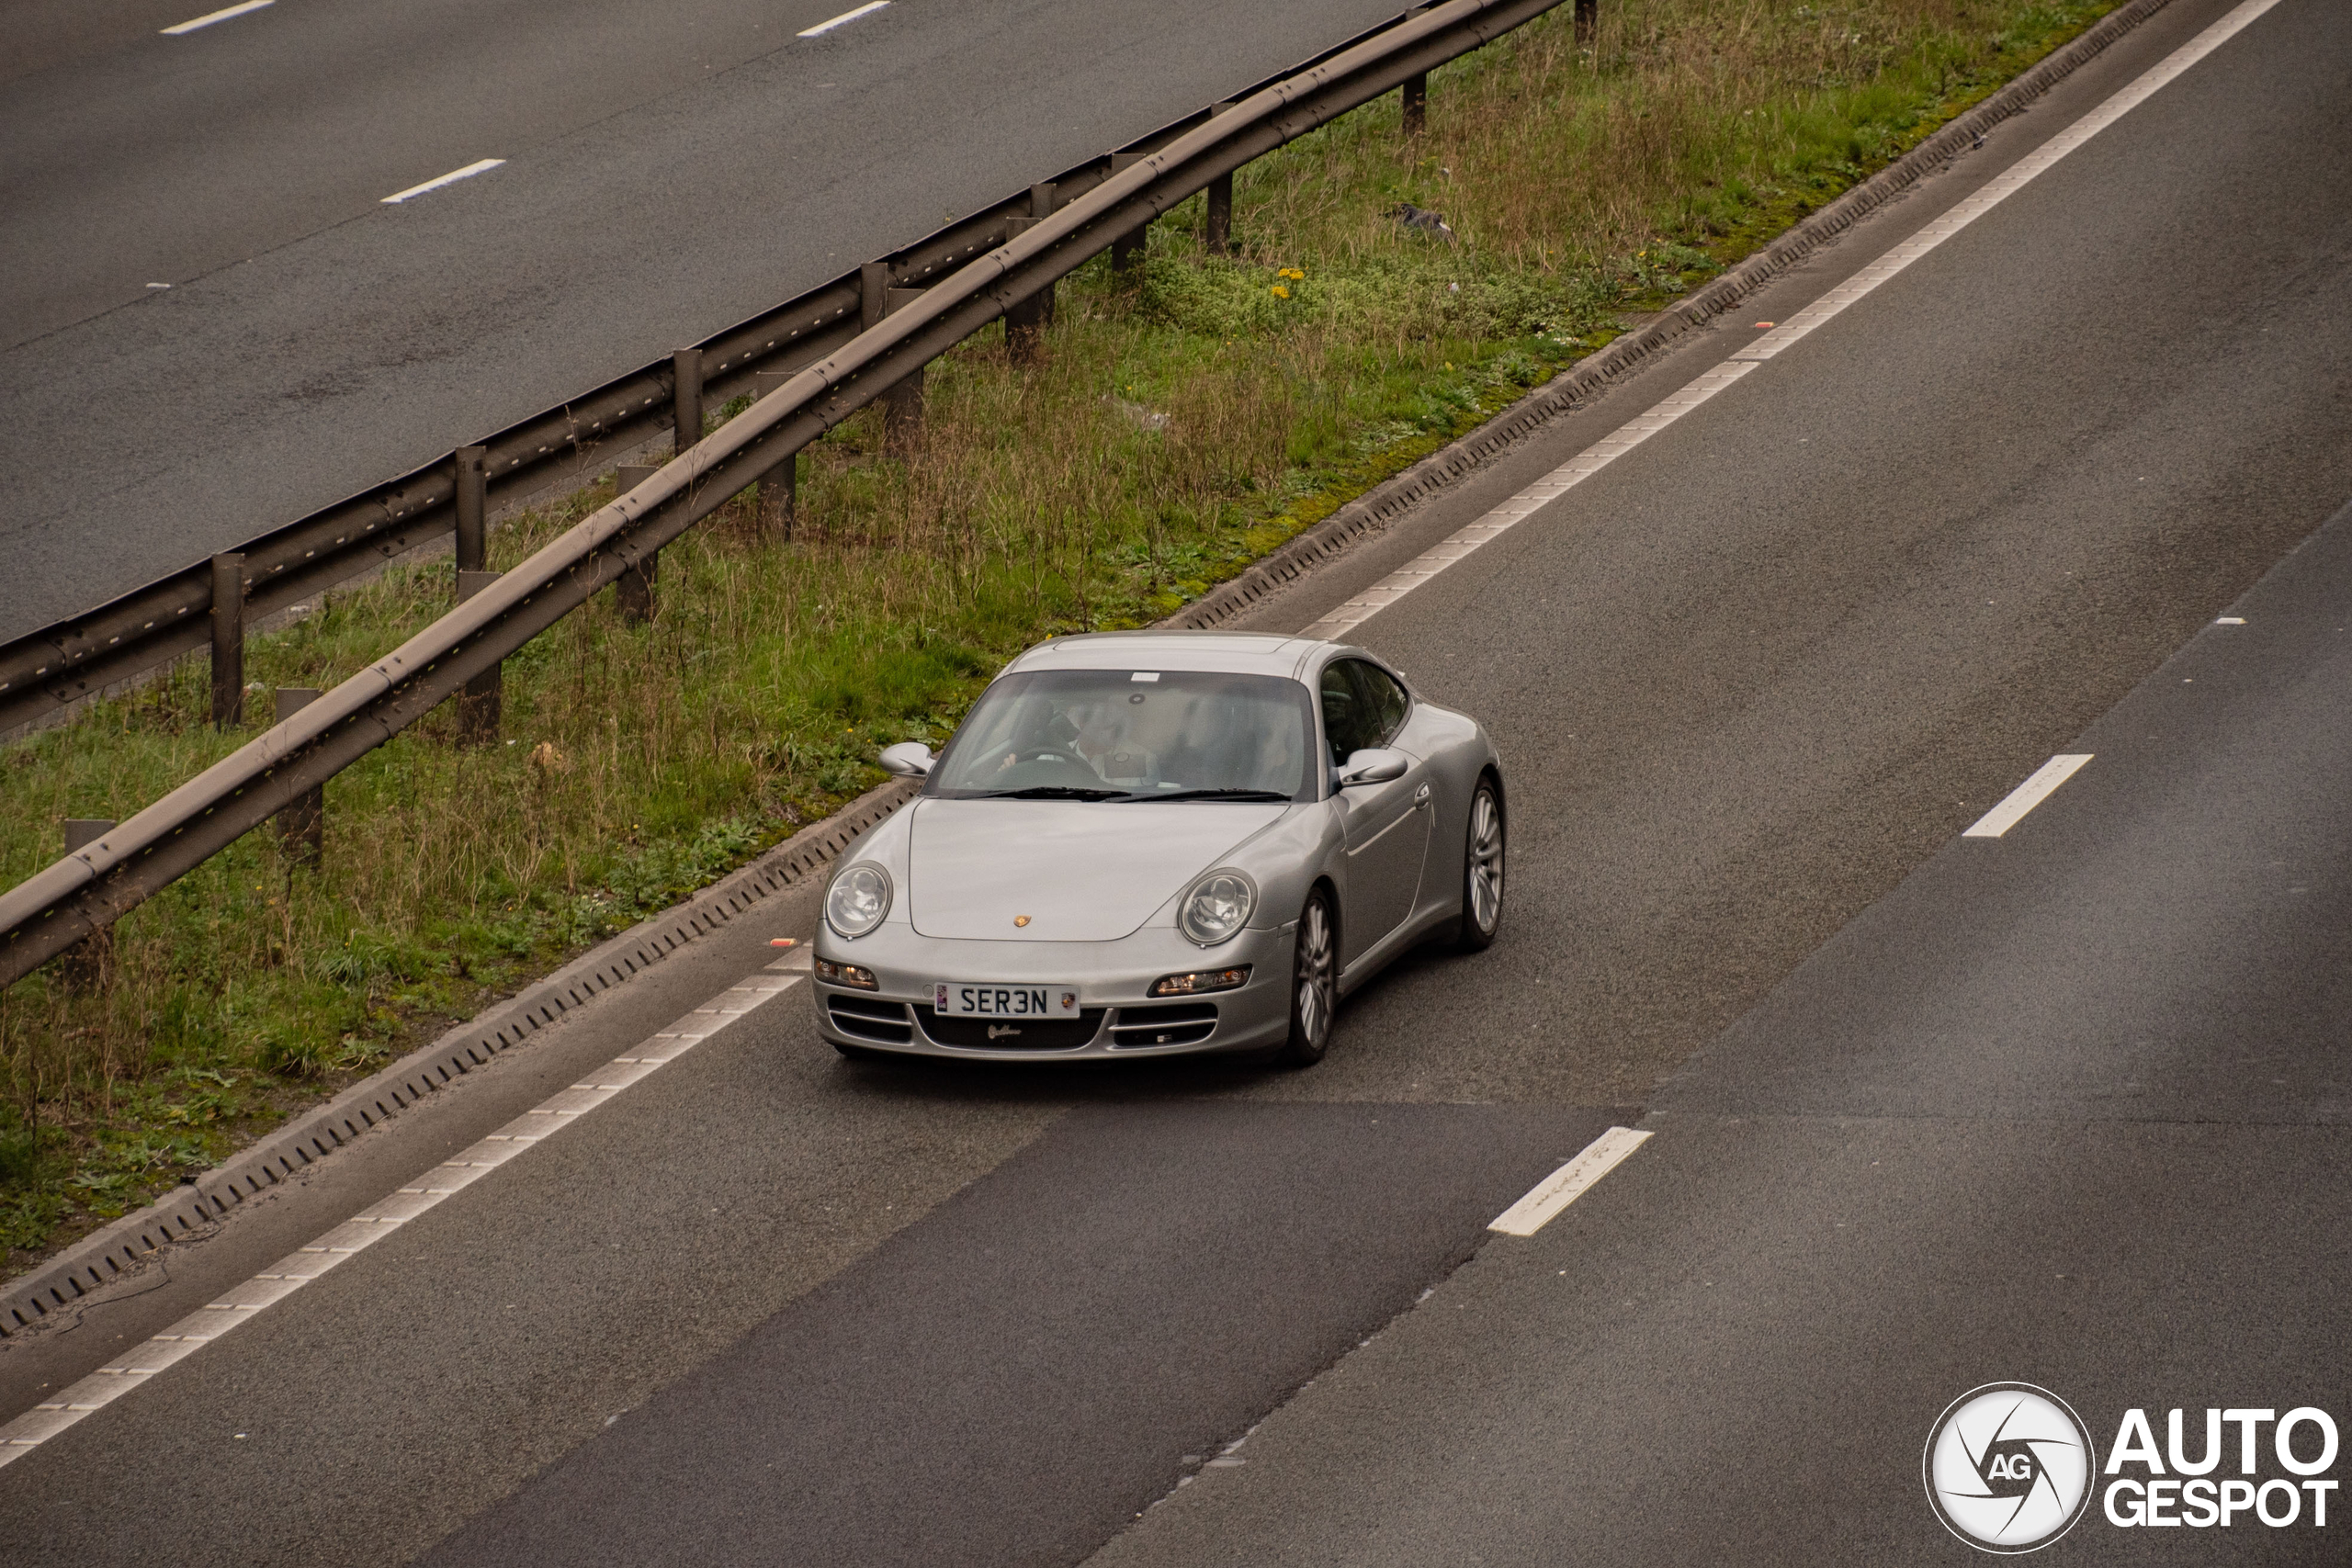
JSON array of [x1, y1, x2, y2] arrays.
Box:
[[1, 0, 2120, 1271]]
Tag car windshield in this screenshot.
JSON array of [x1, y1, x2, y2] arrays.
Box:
[[928, 668, 1316, 801]]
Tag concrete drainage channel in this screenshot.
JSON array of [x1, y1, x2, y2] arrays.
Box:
[[0, 0, 2178, 1341], [0, 776, 914, 1338]]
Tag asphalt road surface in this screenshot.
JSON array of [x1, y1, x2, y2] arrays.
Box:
[[3, 0, 2348, 1562], [1091, 466, 2352, 1566], [0, 0, 1406, 641]]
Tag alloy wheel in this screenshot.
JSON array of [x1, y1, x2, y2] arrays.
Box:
[[1281, 892, 1337, 1066], [1456, 782, 1505, 952]]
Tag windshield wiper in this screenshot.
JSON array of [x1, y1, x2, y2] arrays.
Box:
[[1118, 788, 1295, 803], [968, 785, 1131, 801]]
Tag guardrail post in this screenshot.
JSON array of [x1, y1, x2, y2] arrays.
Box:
[[1577, 0, 1597, 44], [450, 577, 503, 742], [750, 371, 799, 536], [615, 465, 659, 626], [1030, 183, 1057, 324], [862, 264, 927, 455], [1400, 6, 1432, 133], [1033, 181, 1057, 260], [1109, 153, 1148, 274], [673, 349, 704, 455], [454, 445, 489, 574], [209, 552, 244, 728], [1004, 183, 1058, 363], [57, 819, 116, 993], [271, 689, 326, 861], [1204, 104, 1236, 254]]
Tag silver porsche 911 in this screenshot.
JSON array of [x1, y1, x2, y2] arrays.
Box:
[[810, 631, 1505, 1066]]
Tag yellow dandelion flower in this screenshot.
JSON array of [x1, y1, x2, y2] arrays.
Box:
[[1271, 284, 1291, 299]]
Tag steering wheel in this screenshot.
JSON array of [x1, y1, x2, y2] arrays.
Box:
[[991, 747, 1107, 790]]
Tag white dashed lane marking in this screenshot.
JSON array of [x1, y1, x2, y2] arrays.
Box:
[[1962, 754, 2094, 840], [162, 0, 273, 34], [1489, 1127, 1653, 1237], [798, 1, 890, 38], [0, 966, 805, 1469], [381, 159, 506, 206]]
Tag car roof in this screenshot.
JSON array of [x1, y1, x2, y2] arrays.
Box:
[[1002, 631, 1341, 681]]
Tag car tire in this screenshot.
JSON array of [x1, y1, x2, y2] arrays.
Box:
[[1271, 888, 1338, 1068], [1453, 777, 1505, 953]]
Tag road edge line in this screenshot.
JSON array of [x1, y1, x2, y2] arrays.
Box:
[[1166, 0, 2180, 636], [1296, 0, 2278, 639], [0, 777, 914, 1339], [0, 969, 808, 1466]]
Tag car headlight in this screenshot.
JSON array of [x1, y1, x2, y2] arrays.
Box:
[[1151, 965, 1251, 996], [814, 958, 877, 989], [1179, 869, 1256, 946], [825, 863, 892, 939]]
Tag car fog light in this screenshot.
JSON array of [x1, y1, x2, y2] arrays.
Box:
[[825, 863, 891, 938], [1179, 869, 1256, 945], [815, 958, 877, 989], [1150, 966, 1251, 997]]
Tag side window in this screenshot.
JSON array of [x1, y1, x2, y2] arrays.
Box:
[[1350, 662, 1410, 746], [1319, 662, 1375, 765]]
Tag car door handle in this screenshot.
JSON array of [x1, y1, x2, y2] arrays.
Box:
[[1413, 784, 1431, 807]]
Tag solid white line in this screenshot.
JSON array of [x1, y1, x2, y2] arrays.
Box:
[[1302, 363, 1758, 638], [1489, 1127, 1652, 1237], [1728, 0, 2285, 366], [0, 969, 804, 1469], [1301, 0, 2283, 644], [162, 0, 273, 34], [1962, 754, 2093, 839], [380, 159, 505, 205], [798, 1, 889, 37]]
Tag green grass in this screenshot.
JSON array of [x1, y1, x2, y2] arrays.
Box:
[[0, 0, 2120, 1272]]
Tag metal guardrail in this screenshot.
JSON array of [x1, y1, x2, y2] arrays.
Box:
[[0, 0, 1555, 739], [0, 0, 1571, 987]]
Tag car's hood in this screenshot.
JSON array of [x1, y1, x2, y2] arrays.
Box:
[[907, 799, 1286, 941]]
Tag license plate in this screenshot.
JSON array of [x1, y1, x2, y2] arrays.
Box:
[[934, 982, 1080, 1018]]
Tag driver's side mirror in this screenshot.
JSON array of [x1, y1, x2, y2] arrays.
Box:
[[878, 741, 934, 778], [1336, 748, 1408, 787]]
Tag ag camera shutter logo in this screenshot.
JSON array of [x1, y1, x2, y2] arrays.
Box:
[[1924, 1383, 2097, 1552]]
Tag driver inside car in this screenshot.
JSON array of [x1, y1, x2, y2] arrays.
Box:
[[991, 707, 1085, 773]]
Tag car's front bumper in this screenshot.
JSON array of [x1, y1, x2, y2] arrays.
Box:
[[809, 921, 1294, 1061]]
